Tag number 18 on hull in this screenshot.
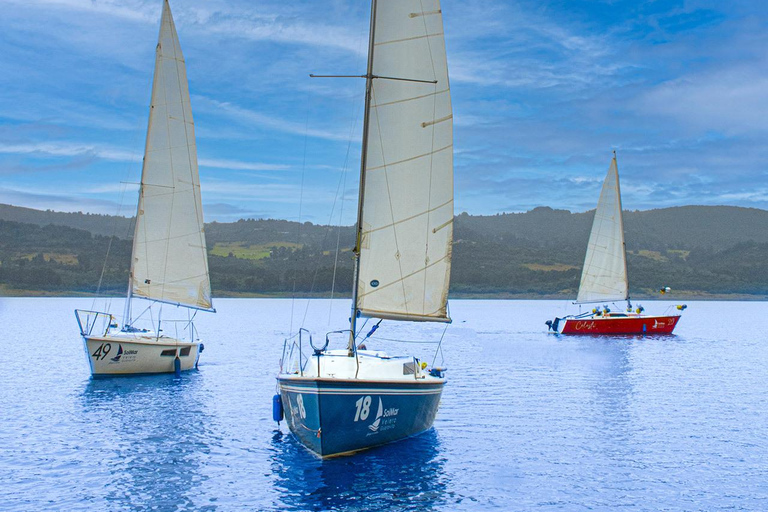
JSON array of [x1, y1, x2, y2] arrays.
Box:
[[278, 377, 444, 457]]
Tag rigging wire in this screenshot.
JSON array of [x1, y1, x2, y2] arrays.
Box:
[[287, 17, 370, 337], [298, 88, 363, 330], [328, 128, 352, 325], [91, 66, 151, 321], [430, 322, 449, 367], [288, 99, 311, 338]]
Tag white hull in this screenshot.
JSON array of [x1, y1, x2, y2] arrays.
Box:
[[83, 333, 200, 377]]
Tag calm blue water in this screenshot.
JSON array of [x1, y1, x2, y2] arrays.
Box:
[[1, 298, 767, 511]]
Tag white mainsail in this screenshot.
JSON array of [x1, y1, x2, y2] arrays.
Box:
[[355, 0, 453, 323], [129, 0, 212, 311], [576, 156, 628, 304]]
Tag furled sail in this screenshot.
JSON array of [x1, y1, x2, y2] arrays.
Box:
[[576, 156, 628, 304], [356, 0, 453, 322], [129, 0, 212, 310]]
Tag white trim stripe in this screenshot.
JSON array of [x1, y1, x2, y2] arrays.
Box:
[[279, 385, 442, 396]]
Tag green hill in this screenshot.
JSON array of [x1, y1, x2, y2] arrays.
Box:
[[1, 204, 767, 298]]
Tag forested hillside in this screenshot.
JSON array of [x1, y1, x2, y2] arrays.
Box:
[[1, 204, 767, 298]]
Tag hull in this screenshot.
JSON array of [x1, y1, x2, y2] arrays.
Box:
[[278, 377, 444, 457], [83, 335, 200, 377], [560, 314, 680, 335]]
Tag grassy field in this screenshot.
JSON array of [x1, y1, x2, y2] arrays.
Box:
[[20, 252, 79, 265], [522, 263, 579, 272], [634, 250, 667, 261], [667, 249, 691, 260], [210, 242, 302, 260]]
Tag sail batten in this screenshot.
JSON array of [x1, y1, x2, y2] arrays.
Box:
[[576, 157, 628, 304], [129, 0, 212, 312], [355, 0, 453, 323]]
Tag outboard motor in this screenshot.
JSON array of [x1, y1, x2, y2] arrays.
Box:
[[546, 318, 561, 332]]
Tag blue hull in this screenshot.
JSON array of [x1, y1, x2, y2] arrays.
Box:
[[278, 378, 444, 457]]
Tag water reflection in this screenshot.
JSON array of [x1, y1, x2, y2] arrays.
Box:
[[270, 429, 448, 511], [80, 374, 214, 511]]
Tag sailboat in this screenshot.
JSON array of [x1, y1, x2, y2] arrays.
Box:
[[276, 0, 453, 457], [546, 153, 684, 335], [75, 0, 214, 376]]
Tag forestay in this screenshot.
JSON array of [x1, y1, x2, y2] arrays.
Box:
[[356, 0, 453, 323], [576, 157, 628, 304], [130, 0, 212, 311]]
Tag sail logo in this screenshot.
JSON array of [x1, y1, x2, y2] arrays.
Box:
[[366, 398, 398, 434], [368, 399, 384, 432], [110, 345, 124, 363], [108, 345, 139, 364]]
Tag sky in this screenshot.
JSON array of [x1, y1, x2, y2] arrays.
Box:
[[0, 0, 766, 223]]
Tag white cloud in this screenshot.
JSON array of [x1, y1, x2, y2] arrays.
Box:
[[0, 141, 290, 172], [3, 0, 155, 22], [193, 96, 351, 141], [0, 142, 137, 161], [636, 64, 768, 135]]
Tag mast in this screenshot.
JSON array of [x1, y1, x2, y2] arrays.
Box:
[[348, 0, 378, 355], [123, 194, 139, 327], [614, 150, 629, 304], [124, 0, 166, 329]]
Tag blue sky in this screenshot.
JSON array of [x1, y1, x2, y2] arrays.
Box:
[[0, 0, 766, 223]]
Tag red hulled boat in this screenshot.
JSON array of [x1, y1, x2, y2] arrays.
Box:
[[551, 309, 683, 335], [546, 153, 685, 335]]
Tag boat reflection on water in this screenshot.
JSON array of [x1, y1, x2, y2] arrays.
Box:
[[80, 374, 213, 511], [270, 428, 448, 511]]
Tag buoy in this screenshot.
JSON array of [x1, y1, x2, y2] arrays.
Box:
[[273, 394, 284, 423], [174, 356, 181, 377]]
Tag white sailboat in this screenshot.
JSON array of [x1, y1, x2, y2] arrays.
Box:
[[276, 0, 453, 457], [547, 153, 684, 335], [75, 0, 214, 376]]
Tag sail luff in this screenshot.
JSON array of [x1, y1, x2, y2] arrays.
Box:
[[129, 0, 213, 311], [616, 156, 629, 299], [354, 0, 453, 323], [576, 155, 628, 304], [125, 5, 166, 325]]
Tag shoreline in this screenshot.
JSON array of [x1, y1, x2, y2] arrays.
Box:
[[1, 289, 765, 301]]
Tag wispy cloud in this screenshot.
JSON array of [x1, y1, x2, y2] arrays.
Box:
[[193, 96, 350, 142], [2, 0, 155, 23], [0, 141, 290, 172], [1, 0, 767, 220]]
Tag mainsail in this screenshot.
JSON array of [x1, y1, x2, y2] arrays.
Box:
[[576, 156, 628, 304], [355, 0, 453, 323], [129, 0, 212, 311]]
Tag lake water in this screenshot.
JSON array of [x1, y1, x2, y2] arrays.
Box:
[[1, 298, 767, 511]]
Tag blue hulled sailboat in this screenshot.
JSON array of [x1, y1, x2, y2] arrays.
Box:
[[277, 0, 454, 457]]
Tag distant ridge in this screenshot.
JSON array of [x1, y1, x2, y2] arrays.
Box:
[[1, 203, 768, 298], [0, 204, 133, 238], [4, 203, 768, 250]]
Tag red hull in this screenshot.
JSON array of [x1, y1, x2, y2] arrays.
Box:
[[561, 315, 680, 335]]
